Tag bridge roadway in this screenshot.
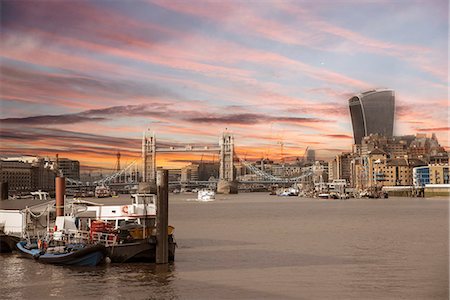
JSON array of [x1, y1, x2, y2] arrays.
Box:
[[155, 146, 221, 153], [67, 180, 300, 188]]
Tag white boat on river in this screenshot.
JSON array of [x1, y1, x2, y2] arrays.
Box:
[[197, 189, 215, 202]]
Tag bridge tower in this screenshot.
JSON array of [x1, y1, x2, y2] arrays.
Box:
[[141, 129, 157, 191], [217, 132, 238, 194]]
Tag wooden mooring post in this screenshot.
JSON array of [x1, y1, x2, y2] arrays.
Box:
[[156, 169, 169, 264]]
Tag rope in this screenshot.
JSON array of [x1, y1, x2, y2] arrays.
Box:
[[25, 205, 50, 218]]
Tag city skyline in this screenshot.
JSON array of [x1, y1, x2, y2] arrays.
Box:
[[1, 0, 448, 170]]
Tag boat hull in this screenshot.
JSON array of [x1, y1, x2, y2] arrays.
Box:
[[16, 241, 41, 259], [38, 244, 106, 266], [0, 234, 20, 253], [107, 236, 176, 263]]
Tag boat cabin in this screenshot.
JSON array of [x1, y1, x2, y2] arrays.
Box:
[[0, 198, 55, 238], [73, 194, 157, 230]]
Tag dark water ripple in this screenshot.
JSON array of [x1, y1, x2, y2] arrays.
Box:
[[1, 194, 448, 299]]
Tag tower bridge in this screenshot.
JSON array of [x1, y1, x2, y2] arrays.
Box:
[[66, 130, 313, 193], [141, 130, 235, 193]]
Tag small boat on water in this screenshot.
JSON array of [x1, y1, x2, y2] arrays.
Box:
[[16, 241, 41, 259], [277, 187, 299, 197], [17, 240, 106, 266], [95, 185, 111, 198], [318, 193, 330, 199], [197, 189, 215, 201], [37, 243, 106, 266]]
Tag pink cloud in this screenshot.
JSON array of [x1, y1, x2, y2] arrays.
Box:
[[416, 127, 449, 132], [4, 28, 368, 116], [276, 2, 446, 82], [2, 1, 447, 165], [149, 2, 372, 89], [154, 0, 445, 82]]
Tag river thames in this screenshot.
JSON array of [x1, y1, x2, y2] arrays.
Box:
[[1, 193, 448, 299]]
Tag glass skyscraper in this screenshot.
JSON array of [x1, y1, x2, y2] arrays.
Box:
[[348, 89, 395, 144]]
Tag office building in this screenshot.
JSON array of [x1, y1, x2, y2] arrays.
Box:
[[0, 160, 33, 193], [0, 157, 56, 195], [413, 164, 449, 186], [56, 158, 80, 180], [306, 149, 316, 163], [349, 89, 395, 144]]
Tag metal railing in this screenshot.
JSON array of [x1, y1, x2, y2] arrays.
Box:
[[66, 229, 117, 246]]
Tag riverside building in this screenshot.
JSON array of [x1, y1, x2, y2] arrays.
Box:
[[0, 156, 56, 195]]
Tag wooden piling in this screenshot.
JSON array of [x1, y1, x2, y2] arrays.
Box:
[[156, 169, 169, 264], [55, 176, 65, 217]]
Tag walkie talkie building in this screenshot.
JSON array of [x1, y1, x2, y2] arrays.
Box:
[[348, 89, 395, 144]]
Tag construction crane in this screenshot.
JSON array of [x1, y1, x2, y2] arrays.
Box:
[[276, 129, 286, 165]]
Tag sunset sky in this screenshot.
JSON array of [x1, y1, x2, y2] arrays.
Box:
[[1, 0, 448, 171]]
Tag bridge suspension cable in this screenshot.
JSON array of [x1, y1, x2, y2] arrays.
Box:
[[66, 160, 139, 187]]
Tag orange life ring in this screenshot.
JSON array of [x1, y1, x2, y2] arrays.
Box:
[[122, 206, 128, 214]]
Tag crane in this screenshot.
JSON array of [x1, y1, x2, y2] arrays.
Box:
[[275, 129, 285, 165]]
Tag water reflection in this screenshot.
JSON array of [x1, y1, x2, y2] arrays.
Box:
[[1, 195, 448, 299], [0, 254, 178, 299]]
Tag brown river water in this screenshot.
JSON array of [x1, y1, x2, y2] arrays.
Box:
[[1, 193, 448, 299]]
